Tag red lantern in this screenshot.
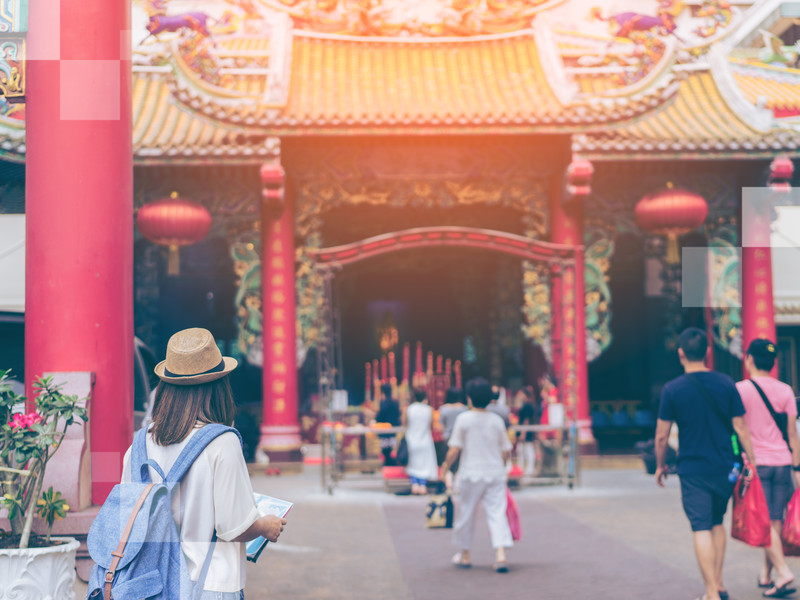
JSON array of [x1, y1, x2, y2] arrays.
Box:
[[768, 155, 794, 193], [635, 183, 708, 263], [565, 158, 594, 204], [137, 192, 211, 276], [260, 163, 286, 218]]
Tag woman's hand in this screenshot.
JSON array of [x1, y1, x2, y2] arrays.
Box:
[[260, 514, 287, 543], [232, 513, 287, 543]]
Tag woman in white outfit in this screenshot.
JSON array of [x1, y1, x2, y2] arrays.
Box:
[[440, 377, 513, 572], [403, 387, 439, 495]]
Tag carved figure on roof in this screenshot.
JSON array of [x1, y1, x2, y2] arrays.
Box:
[[178, 34, 232, 86], [143, 0, 168, 16], [145, 12, 214, 40], [757, 29, 799, 68], [262, 0, 559, 37], [0, 42, 22, 96], [229, 0, 261, 20], [589, 6, 678, 40], [692, 0, 732, 38]]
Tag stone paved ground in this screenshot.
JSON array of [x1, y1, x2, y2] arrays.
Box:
[[76, 464, 800, 600]]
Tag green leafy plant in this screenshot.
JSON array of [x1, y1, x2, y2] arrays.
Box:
[[36, 487, 70, 544], [0, 370, 88, 549]]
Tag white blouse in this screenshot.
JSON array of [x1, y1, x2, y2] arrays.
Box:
[[121, 424, 260, 593], [448, 410, 512, 482]]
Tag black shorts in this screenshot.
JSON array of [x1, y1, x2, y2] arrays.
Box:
[[757, 465, 794, 522], [679, 473, 735, 532]]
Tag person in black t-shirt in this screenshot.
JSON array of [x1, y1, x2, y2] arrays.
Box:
[[655, 327, 756, 600]]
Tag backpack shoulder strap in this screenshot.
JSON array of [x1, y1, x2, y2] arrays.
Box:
[[164, 424, 243, 483], [750, 379, 791, 449], [131, 427, 167, 483]]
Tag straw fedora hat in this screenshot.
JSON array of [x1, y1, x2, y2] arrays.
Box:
[[154, 328, 237, 385]]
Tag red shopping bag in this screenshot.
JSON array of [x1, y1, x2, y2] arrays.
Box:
[[731, 472, 771, 548], [506, 488, 522, 541], [782, 540, 800, 557], [781, 488, 800, 552]]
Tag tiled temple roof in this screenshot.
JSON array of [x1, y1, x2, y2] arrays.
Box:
[[729, 59, 800, 119], [168, 30, 679, 134], [1, 13, 799, 164], [573, 71, 800, 160]]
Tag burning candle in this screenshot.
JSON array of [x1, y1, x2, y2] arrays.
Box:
[[415, 342, 423, 374], [403, 343, 410, 383], [445, 358, 452, 383], [381, 355, 388, 381], [388, 351, 396, 380], [454, 360, 462, 388], [427, 351, 434, 375], [372, 359, 379, 384], [365, 362, 371, 399], [436, 355, 443, 374]]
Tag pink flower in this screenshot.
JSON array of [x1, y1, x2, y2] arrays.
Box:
[[23, 413, 42, 427], [8, 412, 42, 430], [8, 413, 25, 430]]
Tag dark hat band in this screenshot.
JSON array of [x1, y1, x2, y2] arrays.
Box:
[[164, 358, 225, 378]]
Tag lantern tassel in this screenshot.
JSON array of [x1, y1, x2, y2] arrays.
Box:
[[665, 233, 680, 264], [167, 244, 181, 276]]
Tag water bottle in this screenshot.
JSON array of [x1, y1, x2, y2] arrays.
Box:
[[728, 461, 741, 483]]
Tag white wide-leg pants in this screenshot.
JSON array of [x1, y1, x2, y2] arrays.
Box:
[[519, 441, 536, 475], [452, 477, 513, 550]]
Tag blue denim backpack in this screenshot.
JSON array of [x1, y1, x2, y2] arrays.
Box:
[[86, 424, 242, 600]]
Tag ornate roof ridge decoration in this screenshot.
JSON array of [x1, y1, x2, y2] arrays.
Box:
[[729, 57, 800, 82], [137, 28, 682, 133], [572, 40, 681, 101], [258, 0, 567, 39], [724, 0, 785, 49], [708, 44, 774, 132], [291, 24, 539, 45], [532, 16, 576, 106]]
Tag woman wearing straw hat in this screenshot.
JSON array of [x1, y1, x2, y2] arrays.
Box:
[[120, 327, 286, 599]]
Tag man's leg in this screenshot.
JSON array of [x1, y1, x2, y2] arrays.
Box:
[[711, 524, 726, 594], [765, 520, 795, 588], [693, 530, 721, 600]]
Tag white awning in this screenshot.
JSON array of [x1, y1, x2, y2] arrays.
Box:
[[0, 215, 24, 313]]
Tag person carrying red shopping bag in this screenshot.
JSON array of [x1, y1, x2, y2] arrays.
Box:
[[731, 465, 771, 549], [656, 328, 757, 600], [736, 339, 800, 598]]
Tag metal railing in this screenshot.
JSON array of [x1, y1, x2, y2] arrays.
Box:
[[319, 422, 580, 494]]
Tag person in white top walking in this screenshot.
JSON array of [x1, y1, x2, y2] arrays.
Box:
[[403, 387, 439, 495], [440, 378, 513, 573], [121, 328, 286, 599]]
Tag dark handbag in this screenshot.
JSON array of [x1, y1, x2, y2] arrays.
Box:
[[426, 491, 453, 529], [396, 436, 409, 466], [749, 379, 791, 451]]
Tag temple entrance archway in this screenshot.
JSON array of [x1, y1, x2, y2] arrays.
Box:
[[308, 226, 582, 417]]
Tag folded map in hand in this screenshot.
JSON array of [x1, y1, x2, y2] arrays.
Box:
[[246, 493, 293, 563]]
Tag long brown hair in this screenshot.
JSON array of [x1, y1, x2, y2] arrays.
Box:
[[150, 377, 236, 446]]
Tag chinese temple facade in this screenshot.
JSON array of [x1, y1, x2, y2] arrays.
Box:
[[3, 0, 800, 469]]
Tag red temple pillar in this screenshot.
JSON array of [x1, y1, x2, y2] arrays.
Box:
[[550, 166, 594, 445], [259, 163, 303, 467], [741, 158, 792, 376], [26, 0, 133, 502]]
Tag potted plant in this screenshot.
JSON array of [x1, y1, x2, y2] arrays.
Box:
[[0, 369, 88, 600]]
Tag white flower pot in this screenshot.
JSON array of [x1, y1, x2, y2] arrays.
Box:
[[0, 536, 80, 600]]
